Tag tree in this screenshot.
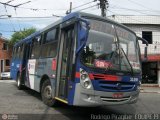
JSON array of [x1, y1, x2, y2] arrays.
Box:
[[10, 27, 36, 45]]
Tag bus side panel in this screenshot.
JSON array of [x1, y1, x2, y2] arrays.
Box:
[[27, 59, 36, 89], [27, 58, 56, 93], [11, 59, 21, 80]]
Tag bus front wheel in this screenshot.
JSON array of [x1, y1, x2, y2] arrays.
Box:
[[41, 80, 56, 107]]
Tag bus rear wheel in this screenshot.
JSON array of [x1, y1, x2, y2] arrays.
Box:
[[41, 80, 56, 107], [17, 74, 23, 90]]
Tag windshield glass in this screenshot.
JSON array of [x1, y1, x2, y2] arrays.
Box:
[[81, 19, 141, 73]]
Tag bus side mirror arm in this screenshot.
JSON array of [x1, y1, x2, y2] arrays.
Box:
[[137, 36, 148, 60]]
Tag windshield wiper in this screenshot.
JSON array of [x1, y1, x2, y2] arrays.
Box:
[[104, 26, 121, 72], [114, 26, 134, 75], [121, 48, 134, 75], [106, 27, 133, 75], [113, 26, 122, 70]]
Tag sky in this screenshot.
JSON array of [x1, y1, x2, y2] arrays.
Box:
[[0, 0, 160, 39]]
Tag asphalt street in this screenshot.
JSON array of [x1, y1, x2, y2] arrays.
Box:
[[0, 80, 160, 120]]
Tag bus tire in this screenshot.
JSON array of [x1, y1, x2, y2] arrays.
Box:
[[41, 80, 56, 107], [17, 73, 23, 90]]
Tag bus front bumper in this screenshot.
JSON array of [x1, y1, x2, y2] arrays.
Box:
[[73, 83, 140, 106]]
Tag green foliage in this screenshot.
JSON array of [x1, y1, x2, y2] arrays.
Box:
[[10, 28, 36, 45]]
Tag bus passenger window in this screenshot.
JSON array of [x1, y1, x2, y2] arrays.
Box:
[[31, 36, 41, 59], [41, 28, 59, 58], [44, 29, 57, 43], [17, 46, 21, 59], [19, 44, 24, 59], [12, 48, 15, 59], [14, 47, 18, 59]]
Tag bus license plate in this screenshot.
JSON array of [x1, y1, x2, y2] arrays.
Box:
[[112, 93, 123, 98]]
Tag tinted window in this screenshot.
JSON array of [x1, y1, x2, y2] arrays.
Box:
[[12, 47, 15, 59], [13, 47, 18, 59], [16, 46, 21, 59], [41, 42, 58, 58], [41, 27, 59, 58], [19, 44, 24, 59], [44, 28, 58, 43], [31, 36, 41, 59]]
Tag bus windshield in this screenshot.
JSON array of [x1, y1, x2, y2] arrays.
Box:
[[81, 19, 141, 73]]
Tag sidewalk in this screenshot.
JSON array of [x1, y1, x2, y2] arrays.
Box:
[[140, 86, 160, 93]]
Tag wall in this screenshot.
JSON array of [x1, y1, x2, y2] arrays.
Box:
[[0, 38, 12, 73], [124, 24, 160, 55], [158, 62, 160, 86]]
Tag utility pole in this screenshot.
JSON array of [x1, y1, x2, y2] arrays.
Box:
[[69, 2, 72, 13], [66, 2, 72, 14], [99, 0, 109, 17]]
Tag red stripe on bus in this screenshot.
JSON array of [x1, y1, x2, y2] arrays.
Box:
[[90, 73, 120, 81], [75, 72, 94, 79], [75, 72, 80, 78], [75, 72, 120, 81], [89, 74, 94, 80]]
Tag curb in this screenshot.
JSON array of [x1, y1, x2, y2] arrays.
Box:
[[140, 90, 160, 94], [141, 84, 159, 87]]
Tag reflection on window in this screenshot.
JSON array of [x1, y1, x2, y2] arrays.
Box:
[[81, 30, 115, 67], [44, 28, 58, 43], [41, 42, 58, 58], [31, 36, 41, 59], [19, 44, 24, 59]]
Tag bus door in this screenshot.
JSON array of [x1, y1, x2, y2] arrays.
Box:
[[56, 24, 75, 100], [21, 43, 31, 85]]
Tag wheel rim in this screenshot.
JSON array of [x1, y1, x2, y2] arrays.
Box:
[[44, 85, 52, 100], [17, 77, 20, 87]]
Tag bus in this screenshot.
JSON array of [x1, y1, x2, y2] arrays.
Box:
[[11, 12, 147, 107]]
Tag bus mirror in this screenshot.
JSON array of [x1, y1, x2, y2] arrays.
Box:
[[137, 36, 148, 60], [144, 46, 148, 60], [76, 18, 90, 54], [79, 18, 90, 41]]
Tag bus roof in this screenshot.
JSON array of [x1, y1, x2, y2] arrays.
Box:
[[14, 12, 135, 47]]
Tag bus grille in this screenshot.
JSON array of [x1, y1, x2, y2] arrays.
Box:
[[100, 96, 130, 102], [91, 74, 136, 92], [97, 81, 135, 91]]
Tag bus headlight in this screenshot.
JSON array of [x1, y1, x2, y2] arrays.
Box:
[[80, 68, 93, 89], [81, 74, 87, 80], [80, 69, 86, 74], [83, 80, 92, 89]]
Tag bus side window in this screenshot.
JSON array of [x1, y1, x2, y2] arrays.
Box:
[[13, 48, 16, 59], [19, 44, 24, 59], [12, 47, 15, 59], [18, 46, 22, 59], [31, 36, 41, 59], [41, 27, 59, 58], [15, 46, 20, 59], [14, 47, 18, 59]]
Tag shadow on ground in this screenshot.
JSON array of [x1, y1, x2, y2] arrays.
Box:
[[15, 85, 137, 120]]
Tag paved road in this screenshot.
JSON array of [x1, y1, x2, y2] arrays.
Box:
[[0, 80, 160, 120]]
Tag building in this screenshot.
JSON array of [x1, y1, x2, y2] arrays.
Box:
[[109, 15, 160, 86], [0, 36, 12, 74]]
